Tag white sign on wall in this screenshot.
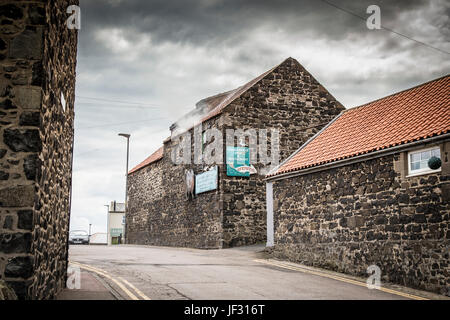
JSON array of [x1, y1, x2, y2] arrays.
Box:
[[195, 166, 218, 195]]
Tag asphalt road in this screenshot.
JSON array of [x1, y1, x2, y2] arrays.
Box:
[[68, 244, 440, 300]]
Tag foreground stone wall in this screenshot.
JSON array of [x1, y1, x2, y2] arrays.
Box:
[[0, 0, 78, 299], [221, 58, 344, 247], [272, 143, 449, 295]]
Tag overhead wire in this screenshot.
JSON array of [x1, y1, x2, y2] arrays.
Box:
[[319, 0, 449, 55]]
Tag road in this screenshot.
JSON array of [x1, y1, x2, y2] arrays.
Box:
[[67, 244, 438, 300]]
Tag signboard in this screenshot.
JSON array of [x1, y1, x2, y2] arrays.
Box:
[[110, 228, 123, 237], [226, 146, 256, 176], [195, 166, 218, 194]]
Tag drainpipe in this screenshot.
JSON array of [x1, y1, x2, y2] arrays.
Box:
[[104, 204, 110, 245]]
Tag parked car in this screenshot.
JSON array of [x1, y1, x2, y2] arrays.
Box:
[[69, 230, 89, 245]]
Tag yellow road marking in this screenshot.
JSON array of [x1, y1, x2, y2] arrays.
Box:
[[118, 276, 151, 300], [254, 259, 428, 300], [70, 261, 140, 300], [72, 262, 151, 300], [74, 262, 151, 300]]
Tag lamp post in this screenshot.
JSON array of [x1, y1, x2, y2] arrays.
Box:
[[89, 223, 92, 244], [118, 133, 130, 244], [104, 204, 110, 245]]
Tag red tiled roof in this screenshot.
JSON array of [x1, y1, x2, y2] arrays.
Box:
[[128, 146, 163, 174], [268, 75, 450, 177]]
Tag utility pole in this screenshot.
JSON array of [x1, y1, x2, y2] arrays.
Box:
[[88, 223, 92, 244], [118, 133, 130, 244]]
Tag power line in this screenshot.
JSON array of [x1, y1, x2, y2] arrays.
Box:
[[76, 95, 163, 107], [77, 117, 167, 130], [76, 102, 159, 110], [73, 128, 168, 157], [319, 0, 449, 55]]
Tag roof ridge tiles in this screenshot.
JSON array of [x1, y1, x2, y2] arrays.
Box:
[[346, 73, 449, 111]]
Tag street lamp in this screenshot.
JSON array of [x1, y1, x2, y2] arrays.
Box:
[[118, 133, 130, 244], [104, 204, 110, 245]]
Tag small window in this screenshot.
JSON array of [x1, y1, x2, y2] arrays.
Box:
[[122, 216, 125, 225], [202, 131, 207, 151], [408, 147, 441, 176], [61, 92, 66, 112]]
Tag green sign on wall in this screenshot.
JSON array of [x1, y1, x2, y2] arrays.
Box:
[[226, 146, 250, 177], [110, 228, 123, 237]]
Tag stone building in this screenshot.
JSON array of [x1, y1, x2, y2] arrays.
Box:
[[266, 75, 450, 295], [127, 57, 345, 248], [0, 1, 78, 299]]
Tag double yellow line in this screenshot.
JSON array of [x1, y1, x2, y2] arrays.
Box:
[[70, 261, 151, 300], [254, 259, 428, 300]]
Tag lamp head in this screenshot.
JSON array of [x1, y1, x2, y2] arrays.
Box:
[[118, 133, 131, 138]]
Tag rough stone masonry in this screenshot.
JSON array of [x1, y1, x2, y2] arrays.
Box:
[[0, 1, 78, 299], [271, 147, 450, 295], [127, 58, 345, 249]]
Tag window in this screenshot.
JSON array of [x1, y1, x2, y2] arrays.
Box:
[[202, 131, 207, 151], [122, 216, 125, 225], [61, 92, 66, 112], [408, 147, 441, 176], [70, 230, 88, 236]]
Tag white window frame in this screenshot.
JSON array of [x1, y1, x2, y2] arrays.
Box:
[[407, 146, 441, 177]]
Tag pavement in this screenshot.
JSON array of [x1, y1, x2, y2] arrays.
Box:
[[57, 268, 118, 300], [57, 244, 449, 300]]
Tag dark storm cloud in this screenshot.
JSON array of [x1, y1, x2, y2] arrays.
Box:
[[80, 0, 432, 45], [76, 0, 450, 81], [74, 0, 450, 122]]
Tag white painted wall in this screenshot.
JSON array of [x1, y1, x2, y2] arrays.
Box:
[[89, 233, 107, 244], [266, 182, 274, 247], [108, 211, 125, 245]]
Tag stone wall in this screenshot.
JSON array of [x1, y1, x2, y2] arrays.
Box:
[[272, 142, 450, 295], [0, 0, 78, 299], [221, 58, 344, 247], [127, 158, 166, 244], [127, 58, 344, 249], [127, 115, 224, 248]]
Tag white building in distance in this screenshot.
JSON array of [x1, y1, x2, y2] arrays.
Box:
[[107, 201, 125, 245]]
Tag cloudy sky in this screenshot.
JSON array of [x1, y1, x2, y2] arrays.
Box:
[[70, 0, 450, 234]]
